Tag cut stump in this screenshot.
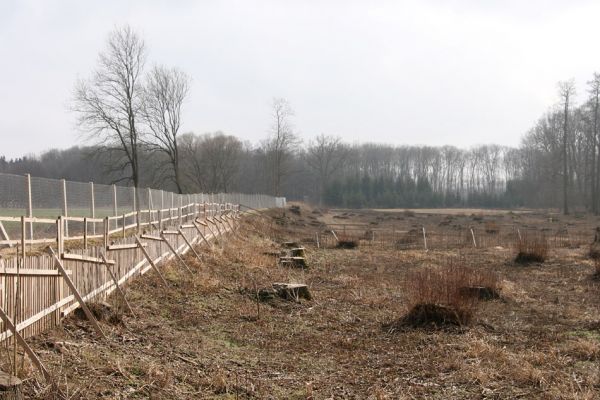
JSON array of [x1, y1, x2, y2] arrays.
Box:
[[279, 256, 307, 269], [290, 247, 306, 257], [0, 371, 22, 399], [272, 283, 312, 301]]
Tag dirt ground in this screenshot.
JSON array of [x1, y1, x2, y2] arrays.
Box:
[[10, 204, 600, 399]]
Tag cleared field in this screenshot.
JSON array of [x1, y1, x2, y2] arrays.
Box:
[[371, 207, 533, 215], [13, 204, 600, 398]]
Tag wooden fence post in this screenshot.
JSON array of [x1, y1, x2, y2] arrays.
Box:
[[57, 216, 63, 255], [83, 217, 88, 250], [25, 174, 33, 242], [422, 227, 428, 252], [147, 188, 152, 226], [112, 184, 118, 231], [103, 217, 109, 250], [90, 182, 95, 235], [62, 179, 68, 237]]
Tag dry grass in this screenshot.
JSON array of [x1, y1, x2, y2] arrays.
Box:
[[10, 205, 600, 399]]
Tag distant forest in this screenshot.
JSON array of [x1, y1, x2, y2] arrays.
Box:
[[3, 26, 600, 212]]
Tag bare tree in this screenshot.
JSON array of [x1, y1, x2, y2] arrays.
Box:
[[143, 65, 190, 193], [558, 79, 576, 214], [305, 134, 349, 205], [183, 132, 243, 192], [73, 25, 146, 191], [588, 73, 600, 213], [264, 98, 299, 196]]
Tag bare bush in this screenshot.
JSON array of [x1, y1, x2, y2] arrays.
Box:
[[399, 262, 499, 328], [514, 233, 549, 263]]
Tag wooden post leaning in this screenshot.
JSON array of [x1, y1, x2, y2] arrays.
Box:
[[159, 232, 194, 275], [134, 236, 169, 286], [203, 218, 220, 243], [207, 217, 223, 238], [49, 248, 106, 339], [177, 228, 203, 263], [192, 220, 213, 248], [99, 252, 136, 317], [0, 305, 52, 382]]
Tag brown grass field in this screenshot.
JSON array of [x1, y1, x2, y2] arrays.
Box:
[[9, 204, 600, 398]]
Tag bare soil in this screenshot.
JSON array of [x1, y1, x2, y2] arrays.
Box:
[[7, 204, 600, 399]]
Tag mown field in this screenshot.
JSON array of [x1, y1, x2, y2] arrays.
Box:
[[8, 204, 600, 399]]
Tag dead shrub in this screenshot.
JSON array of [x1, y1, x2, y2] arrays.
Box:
[[514, 233, 548, 264], [485, 221, 500, 234], [395, 262, 496, 328], [337, 239, 359, 249]]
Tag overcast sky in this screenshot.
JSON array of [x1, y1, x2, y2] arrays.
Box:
[[1, 0, 600, 159]]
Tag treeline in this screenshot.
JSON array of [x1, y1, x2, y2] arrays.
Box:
[[2, 25, 600, 212], [0, 138, 579, 210]]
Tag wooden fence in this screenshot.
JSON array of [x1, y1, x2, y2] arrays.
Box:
[[0, 171, 285, 246], [0, 201, 240, 348], [317, 223, 593, 250]]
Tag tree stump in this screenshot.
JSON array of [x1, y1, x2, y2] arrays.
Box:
[[0, 371, 22, 400], [290, 247, 306, 257], [279, 256, 307, 269], [273, 283, 312, 301]]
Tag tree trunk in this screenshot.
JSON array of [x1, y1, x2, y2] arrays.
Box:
[[563, 101, 569, 215]]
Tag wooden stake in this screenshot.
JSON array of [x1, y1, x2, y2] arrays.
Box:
[[470, 228, 477, 248], [422, 227, 428, 252], [100, 252, 135, 317], [192, 222, 213, 248], [134, 236, 168, 286], [177, 229, 203, 263], [208, 218, 223, 237], [204, 220, 219, 242], [0, 221, 13, 248], [0, 305, 52, 381], [49, 248, 106, 338], [160, 233, 194, 275]]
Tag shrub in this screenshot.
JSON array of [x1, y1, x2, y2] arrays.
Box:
[[514, 233, 548, 263], [399, 262, 499, 328], [337, 239, 359, 249], [484, 221, 500, 234]]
